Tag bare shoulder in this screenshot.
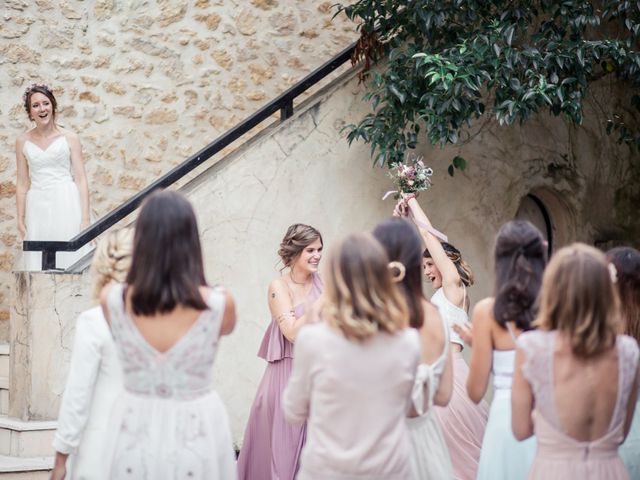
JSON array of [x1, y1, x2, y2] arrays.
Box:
[[60, 128, 80, 144], [421, 299, 445, 339], [423, 300, 440, 318], [268, 277, 288, 294], [58, 126, 77, 138], [471, 297, 495, 324], [16, 131, 31, 146]]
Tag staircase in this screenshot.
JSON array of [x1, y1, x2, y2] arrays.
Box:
[[0, 344, 54, 478]]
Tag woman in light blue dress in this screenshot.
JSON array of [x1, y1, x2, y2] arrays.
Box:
[[456, 221, 544, 480], [607, 246, 640, 480]]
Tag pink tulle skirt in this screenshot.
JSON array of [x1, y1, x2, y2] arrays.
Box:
[[434, 352, 489, 480]]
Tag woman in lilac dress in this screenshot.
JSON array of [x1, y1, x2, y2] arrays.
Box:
[[237, 224, 323, 480]]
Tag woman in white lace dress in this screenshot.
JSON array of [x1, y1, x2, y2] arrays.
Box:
[[100, 191, 238, 480], [16, 84, 90, 270], [51, 228, 132, 480], [373, 218, 454, 479]]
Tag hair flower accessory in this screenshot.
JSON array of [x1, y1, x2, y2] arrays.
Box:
[[22, 83, 51, 102], [382, 152, 433, 201]]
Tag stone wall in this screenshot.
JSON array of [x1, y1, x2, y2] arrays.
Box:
[[0, 0, 358, 340]]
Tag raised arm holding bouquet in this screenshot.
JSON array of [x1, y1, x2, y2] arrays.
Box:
[[395, 193, 489, 480]]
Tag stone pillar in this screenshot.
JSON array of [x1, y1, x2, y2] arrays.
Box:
[[9, 271, 91, 421]]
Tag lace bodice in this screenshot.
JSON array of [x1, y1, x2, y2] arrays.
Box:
[[519, 330, 639, 440], [106, 284, 226, 400], [430, 287, 468, 347], [22, 136, 74, 189]]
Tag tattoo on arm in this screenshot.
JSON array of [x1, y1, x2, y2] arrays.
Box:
[[271, 292, 276, 298]]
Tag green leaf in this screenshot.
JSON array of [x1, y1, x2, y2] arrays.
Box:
[[452, 155, 467, 170], [389, 84, 406, 104]]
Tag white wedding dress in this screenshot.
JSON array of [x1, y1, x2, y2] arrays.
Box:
[[22, 135, 89, 270], [104, 284, 237, 480]]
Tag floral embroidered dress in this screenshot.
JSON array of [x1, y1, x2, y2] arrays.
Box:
[[105, 284, 236, 480]]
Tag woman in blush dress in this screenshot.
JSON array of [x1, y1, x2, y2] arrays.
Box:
[[373, 218, 454, 480], [237, 224, 323, 480], [50, 228, 132, 480], [397, 195, 488, 480], [458, 221, 543, 480], [283, 232, 421, 480], [512, 244, 640, 480], [16, 83, 91, 270], [607, 247, 640, 479], [101, 191, 237, 480]]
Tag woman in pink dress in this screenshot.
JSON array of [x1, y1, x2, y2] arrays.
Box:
[[237, 224, 323, 480], [512, 243, 640, 480], [398, 195, 488, 480], [283, 232, 420, 480]]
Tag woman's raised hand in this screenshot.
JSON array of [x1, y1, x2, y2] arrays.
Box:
[[393, 199, 408, 217], [453, 322, 473, 346]]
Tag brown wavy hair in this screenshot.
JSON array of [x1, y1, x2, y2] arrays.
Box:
[[423, 241, 474, 287], [535, 243, 621, 358], [493, 221, 547, 331], [322, 233, 409, 341], [607, 246, 640, 343], [277, 223, 322, 269]]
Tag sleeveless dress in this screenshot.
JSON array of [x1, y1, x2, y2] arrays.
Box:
[[53, 306, 123, 480], [406, 313, 454, 479], [431, 287, 488, 480], [105, 284, 237, 480], [22, 135, 89, 270], [476, 324, 536, 480], [620, 395, 640, 479], [237, 273, 323, 480], [519, 330, 640, 480]]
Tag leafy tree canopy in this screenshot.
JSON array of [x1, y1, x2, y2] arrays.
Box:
[[336, 0, 640, 173]]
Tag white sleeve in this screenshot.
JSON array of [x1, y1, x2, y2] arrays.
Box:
[[52, 312, 103, 454], [282, 327, 315, 424]]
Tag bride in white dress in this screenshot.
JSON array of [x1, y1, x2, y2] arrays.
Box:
[[15, 83, 90, 270]]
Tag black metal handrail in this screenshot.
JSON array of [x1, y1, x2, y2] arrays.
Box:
[[23, 42, 357, 270]]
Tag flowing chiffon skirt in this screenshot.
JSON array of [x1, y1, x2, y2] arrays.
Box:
[[23, 182, 90, 270], [620, 398, 640, 479], [237, 357, 305, 480], [434, 352, 488, 480], [407, 412, 454, 479], [477, 390, 536, 480]]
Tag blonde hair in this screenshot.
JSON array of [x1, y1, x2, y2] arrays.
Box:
[[321, 233, 409, 341], [277, 223, 322, 269], [91, 228, 134, 300], [535, 243, 621, 358]]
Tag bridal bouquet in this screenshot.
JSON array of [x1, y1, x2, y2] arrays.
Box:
[[384, 154, 433, 200]]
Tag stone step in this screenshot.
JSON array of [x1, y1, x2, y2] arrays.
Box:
[[0, 416, 57, 458], [0, 454, 53, 478], [0, 344, 9, 379]]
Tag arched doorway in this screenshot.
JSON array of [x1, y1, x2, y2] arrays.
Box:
[[514, 193, 553, 256]]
